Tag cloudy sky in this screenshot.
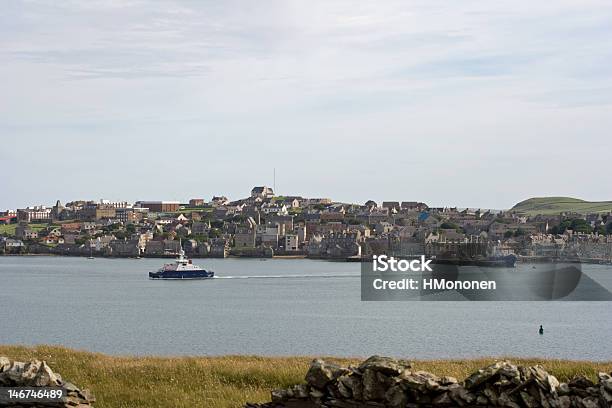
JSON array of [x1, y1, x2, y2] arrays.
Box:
[[1, 0, 611, 210]]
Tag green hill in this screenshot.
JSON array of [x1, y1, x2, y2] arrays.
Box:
[[511, 197, 612, 215]]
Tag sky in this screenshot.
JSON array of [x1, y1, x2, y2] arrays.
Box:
[[1, 0, 612, 210]]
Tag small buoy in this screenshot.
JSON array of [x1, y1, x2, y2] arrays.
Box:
[[539, 325, 544, 335]]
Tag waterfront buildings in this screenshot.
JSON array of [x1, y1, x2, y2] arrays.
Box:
[[1, 186, 611, 262]]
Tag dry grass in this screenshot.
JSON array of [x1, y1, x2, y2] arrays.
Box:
[[1, 345, 610, 408]]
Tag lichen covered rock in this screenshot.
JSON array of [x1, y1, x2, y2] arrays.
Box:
[[0, 357, 95, 407], [247, 357, 612, 408]]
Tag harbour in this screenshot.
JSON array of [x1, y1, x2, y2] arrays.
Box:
[[1, 256, 611, 360]]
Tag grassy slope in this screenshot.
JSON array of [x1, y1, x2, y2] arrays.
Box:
[[0, 224, 17, 235], [0, 223, 51, 236], [512, 197, 612, 215], [1, 346, 611, 408]]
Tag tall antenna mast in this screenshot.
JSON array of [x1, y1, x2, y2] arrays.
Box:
[[273, 167, 276, 194]]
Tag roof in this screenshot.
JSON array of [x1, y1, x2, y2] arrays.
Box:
[[251, 186, 273, 193]]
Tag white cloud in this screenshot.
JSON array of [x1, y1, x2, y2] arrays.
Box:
[[1, 0, 611, 209]]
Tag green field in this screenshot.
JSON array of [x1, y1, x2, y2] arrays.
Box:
[[0, 224, 17, 235], [0, 223, 50, 237], [1, 345, 611, 408], [511, 197, 612, 215]]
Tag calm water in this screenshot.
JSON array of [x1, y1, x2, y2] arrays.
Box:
[[1, 256, 611, 360]]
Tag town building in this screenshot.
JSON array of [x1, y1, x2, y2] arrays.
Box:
[[17, 206, 52, 222], [251, 186, 274, 199], [99, 199, 132, 208], [189, 198, 205, 207], [15, 224, 38, 240], [234, 229, 256, 247], [135, 201, 180, 212], [284, 234, 299, 251]]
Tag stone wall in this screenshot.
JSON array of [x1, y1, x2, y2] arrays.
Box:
[[0, 357, 94, 407], [246, 356, 612, 408]]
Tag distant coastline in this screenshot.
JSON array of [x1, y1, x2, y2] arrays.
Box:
[[2, 252, 612, 265], [2, 191, 611, 265]]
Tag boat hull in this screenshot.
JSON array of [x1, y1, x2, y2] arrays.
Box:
[[149, 270, 215, 280]]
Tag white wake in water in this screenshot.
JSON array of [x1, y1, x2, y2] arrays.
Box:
[[213, 274, 358, 279]]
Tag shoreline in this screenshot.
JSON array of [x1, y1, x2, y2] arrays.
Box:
[[1, 252, 612, 265]]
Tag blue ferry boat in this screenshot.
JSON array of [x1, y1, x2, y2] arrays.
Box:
[[148, 249, 214, 280]]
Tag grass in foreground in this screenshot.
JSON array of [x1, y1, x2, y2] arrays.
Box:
[[1, 345, 611, 408]]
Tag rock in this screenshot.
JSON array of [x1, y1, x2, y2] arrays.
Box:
[[384, 384, 407, 407], [35, 361, 63, 386], [271, 388, 289, 402], [483, 385, 499, 405], [357, 356, 411, 376], [497, 392, 521, 408], [363, 370, 386, 401], [400, 371, 440, 393], [520, 390, 539, 408], [601, 389, 612, 405], [538, 388, 552, 408], [247, 356, 612, 408], [440, 376, 458, 385], [362, 369, 390, 401], [579, 396, 600, 408], [558, 382, 570, 396], [475, 395, 488, 405], [21, 359, 42, 384], [415, 393, 432, 405], [464, 361, 504, 390], [293, 384, 309, 399], [448, 385, 474, 406], [64, 381, 80, 392], [5, 360, 25, 383], [530, 365, 560, 393], [498, 362, 521, 381], [432, 391, 454, 406], [0, 357, 93, 407], [569, 375, 595, 389], [64, 395, 86, 406], [546, 374, 560, 394], [557, 395, 571, 408], [336, 378, 352, 399], [425, 378, 440, 392], [493, 377, 513, 388], [326, 398, 362, 408], [0, 356, 11, 372], [599, 377, 612, 405], [79, 388, 96, 403], [599, 372, 612, 393], [338, 374, 363, 401], [570, 386, 591, 398], [305, 359, 349, 390]]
